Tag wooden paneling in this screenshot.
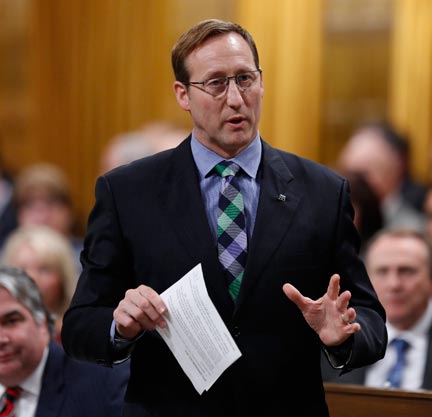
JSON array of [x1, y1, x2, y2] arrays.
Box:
[[325, 383, 432, 417], [0, 0, 31, 175], [389, 0, 432, 183], [321, 0, 392, 169]]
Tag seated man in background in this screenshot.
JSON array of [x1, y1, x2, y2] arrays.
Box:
[[322, 229, 432, 390], [337, 122, 425, 232], [0, 267, 128, 417]]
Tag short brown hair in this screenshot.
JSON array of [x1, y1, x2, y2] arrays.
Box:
[[14, 163, 71, 208], [171, 19, 260, 82]]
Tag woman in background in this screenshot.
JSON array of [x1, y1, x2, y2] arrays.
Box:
[[1, 224, 77, 341]]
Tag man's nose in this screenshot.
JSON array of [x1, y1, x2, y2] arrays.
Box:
[[0, 328, 10, 344], [226, 78, 244, 106], [386, 272, 403, 288]]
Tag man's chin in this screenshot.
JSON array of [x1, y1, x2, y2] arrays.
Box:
[[0, 363, 21, 381]]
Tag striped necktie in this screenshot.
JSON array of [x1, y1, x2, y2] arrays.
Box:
[[215, 161, 247, 300], [0, 387, 21, 417], [386, 338, 410, 388]]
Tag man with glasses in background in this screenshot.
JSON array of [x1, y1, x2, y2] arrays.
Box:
[[62, 19, 387, 417]]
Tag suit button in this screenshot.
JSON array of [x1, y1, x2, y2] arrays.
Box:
[[233, 325, 240, 338]]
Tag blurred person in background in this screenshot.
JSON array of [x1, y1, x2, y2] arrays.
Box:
[[0, 152, 17, 248], [0, 266, 127, 417], [100, 121, 188, 174], [346, 171, 383, 251], [423, 186, 432, 246], [1, 225, 77, 340], [322, 229, 432, 390], [10, 163, 83, 269], [338, 121, 425, 232]]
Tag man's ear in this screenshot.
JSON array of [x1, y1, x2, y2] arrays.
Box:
[[173, 81, 191, 111]]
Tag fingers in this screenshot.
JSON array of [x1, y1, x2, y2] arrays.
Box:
[[345, 321, 361, 334], [341, 306, 356, 325], [329, 274, 353, 315], [113, 285, 168, 340], [137, 286, 167, 317], [336, 290, 351, 312], [282, 283, 310, 311], [326, 274, 340, 301]]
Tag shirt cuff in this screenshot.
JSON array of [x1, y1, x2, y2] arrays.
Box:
[[322, 336, 353, 369], [110, 320, 144, 363]]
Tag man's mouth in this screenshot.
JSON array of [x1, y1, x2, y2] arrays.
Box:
[[0, 353, 15, 363], [226, 116, 246, 125]]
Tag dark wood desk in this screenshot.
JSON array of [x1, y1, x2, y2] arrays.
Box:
[[324, 383, 432, 417]]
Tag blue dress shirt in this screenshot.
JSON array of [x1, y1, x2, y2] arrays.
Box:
[[190, 133, 262, 242]]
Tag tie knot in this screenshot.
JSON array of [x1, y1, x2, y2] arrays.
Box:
[[391, 337, 410, 355], [215, 161, 240, 178], [4, 387, 21, 403]]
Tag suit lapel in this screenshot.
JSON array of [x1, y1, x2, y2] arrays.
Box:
[[158, 138, 234, 316], [235, 142, 300, 309], [36, 342, 65, 417]]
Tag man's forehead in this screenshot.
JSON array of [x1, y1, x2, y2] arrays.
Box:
[[367, 236, 429, 264], [187, 33, 253, 65], [0, 288, 30, 318]]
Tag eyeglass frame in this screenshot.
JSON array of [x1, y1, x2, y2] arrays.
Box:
[[181, 69, 262, 98]]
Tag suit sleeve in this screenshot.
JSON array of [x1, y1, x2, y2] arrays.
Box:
[[62, 175, 135, 365], [332, 178, 387, 371]]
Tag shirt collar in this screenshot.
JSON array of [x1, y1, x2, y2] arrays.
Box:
[[20, 347, 48, 397], [190, 132, 262, 179], [387, 300, 432, 344]]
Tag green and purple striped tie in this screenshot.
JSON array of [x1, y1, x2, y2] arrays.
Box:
[[215, 161, 247, 300]]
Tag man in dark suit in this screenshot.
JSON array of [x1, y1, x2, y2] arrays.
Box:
[[322, 229, 432, 390], [0, 267, 128, 417], [61, 19, 387, 417]]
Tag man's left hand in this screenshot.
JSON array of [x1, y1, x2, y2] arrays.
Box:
[[282, 274, 361, 346]]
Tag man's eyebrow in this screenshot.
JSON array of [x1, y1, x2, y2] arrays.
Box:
[[0, 310, 25, 321]]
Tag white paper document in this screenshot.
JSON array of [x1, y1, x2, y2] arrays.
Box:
[[156, 263, 242, 394]]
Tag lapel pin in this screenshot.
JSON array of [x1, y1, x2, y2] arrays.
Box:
[[277, 194, 286, 202]]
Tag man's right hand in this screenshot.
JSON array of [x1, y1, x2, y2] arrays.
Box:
[[113, 285, 168, 340]]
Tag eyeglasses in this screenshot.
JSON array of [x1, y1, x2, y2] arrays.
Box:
[[183, 69, 262, 98]]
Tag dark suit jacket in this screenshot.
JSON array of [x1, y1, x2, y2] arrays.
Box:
[[321, 323, 432, 390], [36, 341, 128, 417], [62, 137, 387, 417], [0, 198, 17, 248]]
